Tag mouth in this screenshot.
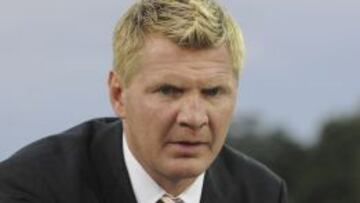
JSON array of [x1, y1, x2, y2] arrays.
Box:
[[167, 141, 208, 156]]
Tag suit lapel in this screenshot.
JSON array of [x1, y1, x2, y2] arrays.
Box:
[[200, 169, 223, 203], [90, 120, 137, 203], [200, 147, 246, 203]]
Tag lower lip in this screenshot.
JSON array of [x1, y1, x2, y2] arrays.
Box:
[[168, 143, 206, 156]]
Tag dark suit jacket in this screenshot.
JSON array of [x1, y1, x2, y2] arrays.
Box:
[[0, 118, 287, 203]]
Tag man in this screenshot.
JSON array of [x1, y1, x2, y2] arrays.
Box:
[[0, 0, 287, 202]]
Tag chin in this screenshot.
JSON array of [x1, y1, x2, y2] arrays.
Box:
[[164, 158, 209, 179]]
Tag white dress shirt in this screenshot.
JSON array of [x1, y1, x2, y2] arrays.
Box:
[[123, 134, 204, 203]]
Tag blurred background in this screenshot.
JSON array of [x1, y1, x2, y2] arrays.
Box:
[[0, 0, 359, 202]]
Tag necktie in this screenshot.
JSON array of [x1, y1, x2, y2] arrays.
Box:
[[156, 194, 184, 203]]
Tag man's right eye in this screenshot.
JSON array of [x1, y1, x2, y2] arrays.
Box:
[[158, 85, 183, 97]]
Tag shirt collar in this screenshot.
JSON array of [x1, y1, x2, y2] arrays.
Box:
[[123, 133, 204, 203], [178, 172, 204, 203]]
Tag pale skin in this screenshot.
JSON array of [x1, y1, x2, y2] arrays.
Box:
[[108, 35, 238, 196]]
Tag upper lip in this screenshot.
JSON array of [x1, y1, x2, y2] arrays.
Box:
[[169, 141, 207, 145]]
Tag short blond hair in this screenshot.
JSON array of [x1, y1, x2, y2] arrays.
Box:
[[113, 0, 245, 87]]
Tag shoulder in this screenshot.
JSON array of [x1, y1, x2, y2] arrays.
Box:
[[219, 144, 283, 183], [2, 117, 120, 167], [0, 117, 122, 202], [207, 144, 287, 202]]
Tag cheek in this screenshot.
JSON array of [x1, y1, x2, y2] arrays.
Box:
[[127, 96, 178, 139], [125, 93, 157, 121], [143, 100, 175, 124], [209, 102, 236, 139]]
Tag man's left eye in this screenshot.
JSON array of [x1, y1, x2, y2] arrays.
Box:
[[202, 87, 221, 96]]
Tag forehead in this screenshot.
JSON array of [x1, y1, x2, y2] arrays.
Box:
[[139, 35, 232, 66], [133, 36, 234, 83]]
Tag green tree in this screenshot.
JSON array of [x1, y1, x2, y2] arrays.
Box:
[[227, 111, 360, 203], [296, 113, 360, 203]]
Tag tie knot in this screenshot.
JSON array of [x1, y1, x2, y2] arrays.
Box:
[[157, 194, 184, 203]]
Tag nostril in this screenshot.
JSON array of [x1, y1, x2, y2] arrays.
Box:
[[179, 120, 207, 130], [179, 122, 190, 128]]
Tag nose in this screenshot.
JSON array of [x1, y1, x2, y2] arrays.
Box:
[[176, 94, 209, 131]]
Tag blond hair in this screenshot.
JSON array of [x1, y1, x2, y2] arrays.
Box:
[[113, 0, 245, 86]]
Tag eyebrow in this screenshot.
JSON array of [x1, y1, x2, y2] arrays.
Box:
[[147, 79, 235, 94]]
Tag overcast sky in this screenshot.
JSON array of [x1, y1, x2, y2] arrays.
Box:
[[1, 0, 359, 161]]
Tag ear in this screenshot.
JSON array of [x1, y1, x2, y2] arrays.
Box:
[[108, 71, 126, 118]]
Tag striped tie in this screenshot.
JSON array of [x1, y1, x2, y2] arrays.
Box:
[[156, 194, 184, 203]]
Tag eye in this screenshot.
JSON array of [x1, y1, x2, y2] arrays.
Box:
[[202, 87, 221, 97], [158, 85, 183, 97]]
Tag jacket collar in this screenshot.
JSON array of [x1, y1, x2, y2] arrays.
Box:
[[90, 118, 137, 203]]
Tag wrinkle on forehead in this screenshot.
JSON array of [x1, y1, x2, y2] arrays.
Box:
[[143, 67, 232, 83], [138, 35, 232, 68]]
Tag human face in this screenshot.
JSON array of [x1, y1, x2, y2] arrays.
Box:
[[109, 36, 238, 186]]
